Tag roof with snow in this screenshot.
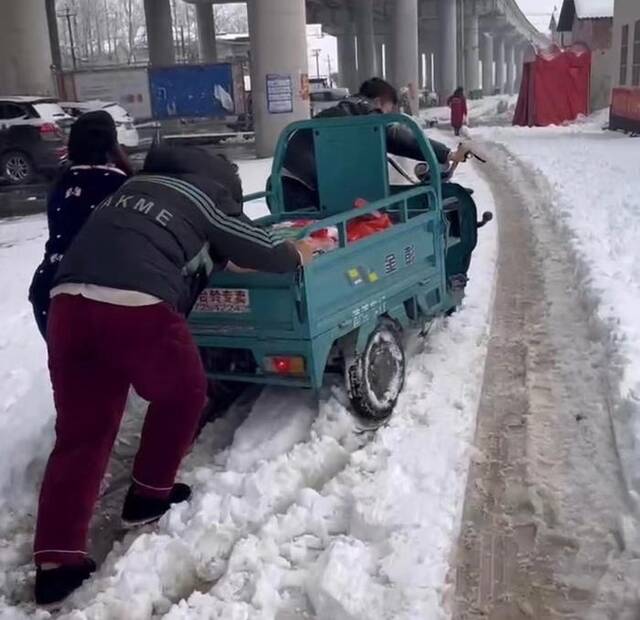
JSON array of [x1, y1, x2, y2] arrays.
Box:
[[557, 0, 614, 31]]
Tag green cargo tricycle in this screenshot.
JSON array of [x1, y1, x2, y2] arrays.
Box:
[[189, 114, 491, 421]]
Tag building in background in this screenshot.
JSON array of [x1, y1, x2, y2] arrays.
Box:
[[556, 0, 615, 110], [610, 0, 640, 132]]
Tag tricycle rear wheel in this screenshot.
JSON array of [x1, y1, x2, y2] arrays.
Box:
[[346, 320, 406, 421]]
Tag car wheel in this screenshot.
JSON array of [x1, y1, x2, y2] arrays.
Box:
[[1, 151, 35, 185]]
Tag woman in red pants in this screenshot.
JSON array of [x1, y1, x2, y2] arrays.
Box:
[[34, 146, 315, 606]]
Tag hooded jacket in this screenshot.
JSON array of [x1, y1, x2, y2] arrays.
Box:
[[54, 146, 299, 315], [282, 96, 451, 191]]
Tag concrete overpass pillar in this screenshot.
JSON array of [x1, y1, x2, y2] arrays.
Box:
[[0, 0, 53, 94], [247, 0, 309, 157], [494, 34, 505, 94], [337, 24, 358, 93], [464, 9, 480, 95], [437, 0, 457, 103], [515, 43, 526, 93], [195, 3, 217, 63], [376, 35, 385, 79], [391, 0, 420, 114], [480, 33, 494, 96], [505, 39, 516, 95], [144, 0, 175, 66], [355, 0, 378, 81], [419, 30, 434, 91]]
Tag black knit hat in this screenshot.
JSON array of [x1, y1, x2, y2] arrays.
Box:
[[68, 110, 118, 165]]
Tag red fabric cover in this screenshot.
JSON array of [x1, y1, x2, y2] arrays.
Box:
[[513, 44, 591, 127]]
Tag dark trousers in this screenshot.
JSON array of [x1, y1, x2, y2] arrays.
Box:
[[34, 295, 207, 566]]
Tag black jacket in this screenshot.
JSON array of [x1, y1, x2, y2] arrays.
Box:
[[28, 164, 129, 337], [54, 147, 299, 315], [283, 96, 451, 190]]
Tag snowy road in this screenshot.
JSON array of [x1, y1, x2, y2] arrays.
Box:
[[5, 117, 636, 619], [0, 158, 497, 619], [454, 138, 640, 619]]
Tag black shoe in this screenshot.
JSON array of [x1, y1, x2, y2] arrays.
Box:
[[35, 558, 96, 607], [121, 483, 192, 528]]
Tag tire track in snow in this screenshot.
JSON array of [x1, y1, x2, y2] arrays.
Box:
[[454, 144, 640, 619]]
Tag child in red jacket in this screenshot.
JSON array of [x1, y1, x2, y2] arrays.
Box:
[[447, 87, 468, 136]]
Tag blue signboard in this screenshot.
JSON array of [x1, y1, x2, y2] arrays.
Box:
[[148, 63, 236, 120]]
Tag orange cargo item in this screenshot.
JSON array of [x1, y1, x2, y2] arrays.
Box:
[[347, 198, 393, 242]]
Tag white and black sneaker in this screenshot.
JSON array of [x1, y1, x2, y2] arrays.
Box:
[[121, 483, 192, 528]]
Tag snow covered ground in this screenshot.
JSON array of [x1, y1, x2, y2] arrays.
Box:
[[421, 94, 518, 129], [470, 114, 640, 506], [0, 156, 497, 618]]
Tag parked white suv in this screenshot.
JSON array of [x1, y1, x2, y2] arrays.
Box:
[[61, 101, 140, 150]]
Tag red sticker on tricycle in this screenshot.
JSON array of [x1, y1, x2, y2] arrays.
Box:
[[194, 288, 251, 314]]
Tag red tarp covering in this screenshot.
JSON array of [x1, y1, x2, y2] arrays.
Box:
[[513, 44, 591, 127]]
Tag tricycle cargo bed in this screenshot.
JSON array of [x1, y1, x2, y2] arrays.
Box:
[[190, 186, 449, 389]]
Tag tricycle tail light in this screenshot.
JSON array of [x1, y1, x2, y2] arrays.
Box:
[[264, 356, 306, 376]]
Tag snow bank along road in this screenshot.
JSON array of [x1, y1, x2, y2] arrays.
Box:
[[0, 158, 497, 618], [454, 126, 640, 619]]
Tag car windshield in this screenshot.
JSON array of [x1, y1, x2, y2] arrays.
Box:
[[33, 102, 71, 120]]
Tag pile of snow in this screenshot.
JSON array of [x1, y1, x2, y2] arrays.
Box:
[[472, 112, 640, 503], [0, 156, 497, 618]]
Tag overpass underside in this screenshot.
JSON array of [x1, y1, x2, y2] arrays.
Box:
[[0, 0, 547, 156]]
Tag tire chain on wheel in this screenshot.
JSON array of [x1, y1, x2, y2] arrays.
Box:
[[346, 320, 406, 421]]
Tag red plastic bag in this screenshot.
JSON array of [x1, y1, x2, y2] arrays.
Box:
[[289, 219, 336, 241], [347, 198, 393, 242]]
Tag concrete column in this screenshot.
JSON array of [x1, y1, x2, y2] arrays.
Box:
[[196, 3, 217, 63], [376, 35, 385, 79], [437, 0, 457, 103], [391, 0, 420, 114], [514, 44, 525, 93], [0, 0, 53, 95], [464, 9, 480, 95], [480, 33, 494, 96], [505, 40, 516, 95], [427, 52, 435, 92], [457, 0, 465, 89], [45, 0, 62, 73], [494, 34, 505, 94], [384, 35, 394, 83], [247, 0, 310, 157], [419, 30, 433, 90], [337, 26, 358, 93], [144, 0, 175, 66], [355, 0, 377, 81]]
